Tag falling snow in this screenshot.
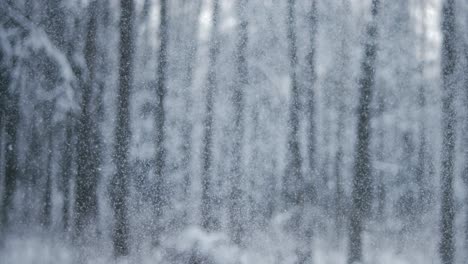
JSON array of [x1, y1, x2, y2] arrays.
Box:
[[0, 0, 467, 264]]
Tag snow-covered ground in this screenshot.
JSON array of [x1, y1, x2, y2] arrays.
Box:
[[0, 223, 439, 264]]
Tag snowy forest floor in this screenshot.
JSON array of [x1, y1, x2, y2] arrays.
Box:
[[0, 221, 443, 264]]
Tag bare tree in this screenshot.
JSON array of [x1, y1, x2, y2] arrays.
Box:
[[41, 101, 56, 228], [283, 0, 303, 209], [111, 0, 135, 256], [152, 0, 169, 245], [74, 0, 99, 240], [60, 113, 74, 233], [180, 0, 202, 224], [439, 1, 457, 264], [201, 0, 220, 232], [333, 0, 350, 237], [463, 13, 468, 259], [415, 0, 434, 214], [306, 0, 318, 202], [229, 0, 249, 246], [348, 0, 380, 263], [0, 48, 19, 236]]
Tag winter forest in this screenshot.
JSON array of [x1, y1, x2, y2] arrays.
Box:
[[0, 0, 467, 263]]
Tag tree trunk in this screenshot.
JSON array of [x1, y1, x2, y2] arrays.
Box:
[[439, 1, 456, 264], [375, 95, 386, 220], [0, 55, 18, 235], [152, 0, 169, 245], [334, 0, 349, 235], [41, 100, 56, 229], [283, 0, 303, 209], [73, 0, 99, 240], [306, 0, 318, 204], [415, 0, 430, 214], [301, 1, 318, 261], [22, 119, 41, 224], [201, 0, 220, 232], [0, 52, 6, 165], [229, 0, 249, 246], [111, 0, 135, 257], [284, 1, 311, 262], [348, 1, 380, 263], [0, 45, 7, 162], [61, 114, 74, 233], [463, 44, 468, 264], [42, 126, 53, 229], [180, 0, 202, 225]]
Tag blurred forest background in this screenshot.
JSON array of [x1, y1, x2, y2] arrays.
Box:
[[0, 0, 467, 263]]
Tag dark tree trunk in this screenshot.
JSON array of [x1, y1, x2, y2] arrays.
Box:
[[464, 44, 468, 263], [299, 1, 318, 262], [348, 0, 379, 263], [229, 0, 249, 246], [22, 119, 41, 224], [180, 0, 202, 225], [283, 0, 303, 208], [61, 114, 74, 233], [375, 95, 386, 220], [73, 0, 99, 240], [333, 0, 349, 236], [439, 1, 456, 264], [415, 0, 431, 214], [284, 1, 310, 262], [40, 0, 65, 231], [41, 100, 56, 229], [0, 53, 18, 235], [111, 0, 135, 257], [152, 0, 169, 245], [461, 40, 468, 262], [248, 107, 260, 227], [334, 97, 346, 233], [321, 92, 331, 207], [306, 0, 317, 191], [42, 128, 53, 228], [0, 50, 7, 159], [201, 0, 220, 232], [0, 43, 6, 159]]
